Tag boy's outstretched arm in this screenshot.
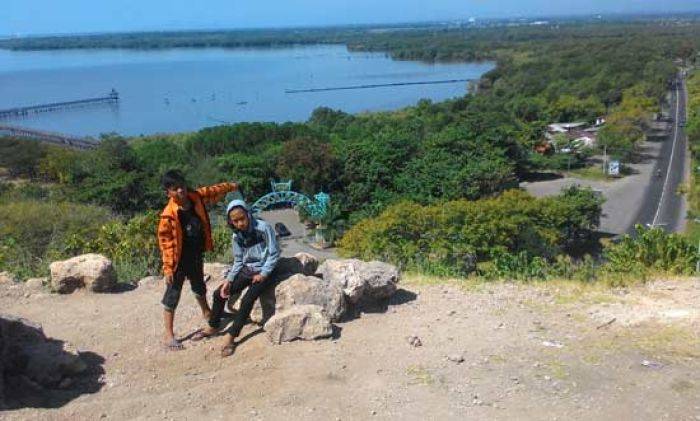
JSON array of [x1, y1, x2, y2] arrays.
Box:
[[259, 224, 281, 279], [196, 182, 238, 205]]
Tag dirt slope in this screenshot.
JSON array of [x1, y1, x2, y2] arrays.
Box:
[[1, 277, 699, 420]]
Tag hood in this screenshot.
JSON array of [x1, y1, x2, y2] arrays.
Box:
[[225, 199, 253, 233], [226, 199, 249, 214]]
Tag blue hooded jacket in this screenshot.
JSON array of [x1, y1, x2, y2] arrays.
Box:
[[225, 199, 280, 282]]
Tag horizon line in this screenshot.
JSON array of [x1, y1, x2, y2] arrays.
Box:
[[2, 10, 700, 39]]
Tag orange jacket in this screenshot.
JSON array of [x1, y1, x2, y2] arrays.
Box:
[[157, 182, 238, 276]]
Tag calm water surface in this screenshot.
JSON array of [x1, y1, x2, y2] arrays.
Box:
[[0, 45, 493, 137]]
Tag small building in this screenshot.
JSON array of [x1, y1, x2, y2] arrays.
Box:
[[541, 120, 603, 153]]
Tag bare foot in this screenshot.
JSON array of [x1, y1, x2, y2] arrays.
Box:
[[220, 334, 237, 358], [163, 337, 184, 351]]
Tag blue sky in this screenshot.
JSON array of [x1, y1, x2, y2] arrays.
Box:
[[2, 0, 699, 35]]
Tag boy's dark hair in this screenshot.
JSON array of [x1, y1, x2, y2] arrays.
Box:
[[161, 169, 187, 190]]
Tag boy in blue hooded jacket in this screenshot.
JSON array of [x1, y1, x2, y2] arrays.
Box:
[[198, 199, 280, 357]]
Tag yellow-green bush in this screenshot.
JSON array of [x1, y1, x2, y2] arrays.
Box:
[[602, 225, 697, 282], [339, 187, 602, 276], [0, 199, 115, 278]]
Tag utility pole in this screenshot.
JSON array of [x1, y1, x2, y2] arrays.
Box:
[[602, 145, 607, 175]]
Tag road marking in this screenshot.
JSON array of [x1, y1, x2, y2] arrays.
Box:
[[652, 79, 682, 227]]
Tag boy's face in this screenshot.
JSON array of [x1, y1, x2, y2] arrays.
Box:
[[166, 184, 188, 205], [228, 208, 249, 232]]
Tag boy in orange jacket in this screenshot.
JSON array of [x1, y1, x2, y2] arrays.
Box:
[[157, 169, 238, 350]]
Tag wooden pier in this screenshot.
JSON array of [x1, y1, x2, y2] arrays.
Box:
[[0, 89, 119, 119], [0, 124, 97, 150]]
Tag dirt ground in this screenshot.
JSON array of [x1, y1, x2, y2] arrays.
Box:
[[2, 274, 699, 421]]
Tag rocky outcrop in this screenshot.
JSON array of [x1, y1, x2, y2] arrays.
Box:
[[138, 275, 162, 288], [24, 278, 46, 292], [251, 274, 346, 324], [203, 263, 229, 285], [228, 255, 400, 345], [0, 272, 17, 284], [316, 259, 400, 304], [275, 252, 319, 277], [0, 315, 88, 408], [49, 254, 117, 293], [264, 305, 333, 344]]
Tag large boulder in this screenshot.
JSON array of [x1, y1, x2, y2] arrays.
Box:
[[276, 252, 319, 277], [210, 252, 318, 289], [316, 259, 400, 304], [49, 254, 117, 293], [203, 263, 229, 285], [0, 314, 87, 405], [264, 305, 333, 344], [250, 274, 346, 324]]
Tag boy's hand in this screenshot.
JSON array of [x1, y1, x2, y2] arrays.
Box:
[[252, 274, 266, 284], [220, 282, 231, 298], [165, 274, 174, 286]]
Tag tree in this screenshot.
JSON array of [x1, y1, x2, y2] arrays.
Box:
[[276, 137, 338, 194], [0, 137, 47, 178]]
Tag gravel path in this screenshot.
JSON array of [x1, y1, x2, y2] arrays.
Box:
[[259, 209, 338, 259]]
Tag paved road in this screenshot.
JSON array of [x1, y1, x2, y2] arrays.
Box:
[[630, 74, 688, 234], [522, 73, 689, 236]]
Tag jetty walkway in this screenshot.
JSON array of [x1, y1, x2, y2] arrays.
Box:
[[0, 124, 97, 150], [0, 89, 119, 119]]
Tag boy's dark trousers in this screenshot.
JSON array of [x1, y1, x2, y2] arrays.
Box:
[[208, 266, 275, 338]]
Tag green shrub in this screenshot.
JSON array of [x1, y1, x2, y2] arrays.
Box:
[[339, 187, 602, 277], [0, 199, 115, 277], [477, 253, 597, 282], [0, 137, 48, 178], [63, 211, 161, 282], [602, 225, 697, 279]]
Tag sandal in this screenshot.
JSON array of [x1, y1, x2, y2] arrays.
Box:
[[192, 328, 217, 342], [220, 343, 236, 358], [164, 339, 184, 351]]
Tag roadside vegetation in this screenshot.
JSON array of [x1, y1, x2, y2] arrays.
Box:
[[1, 20, 699, 283], [685, 69, 700, 241]]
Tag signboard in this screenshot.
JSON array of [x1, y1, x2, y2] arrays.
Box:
[[608, 160, 620, 176]]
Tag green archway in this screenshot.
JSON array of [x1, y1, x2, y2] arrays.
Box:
[[250, 180, 330, 223]]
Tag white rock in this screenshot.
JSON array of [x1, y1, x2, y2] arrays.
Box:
[[317, 259, 400, 304], [447, 354, 465, 363], [264, 305, 333, 344], [0, 271, 17, 284], [251, 274, 346, 324], [49, 254, 117, 293], [203, 263, 229, 285], [138, 276, 162, 288], [24, 278, 46, 291]]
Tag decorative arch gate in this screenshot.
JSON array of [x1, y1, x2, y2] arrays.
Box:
[[250, 180, 330, 224]]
